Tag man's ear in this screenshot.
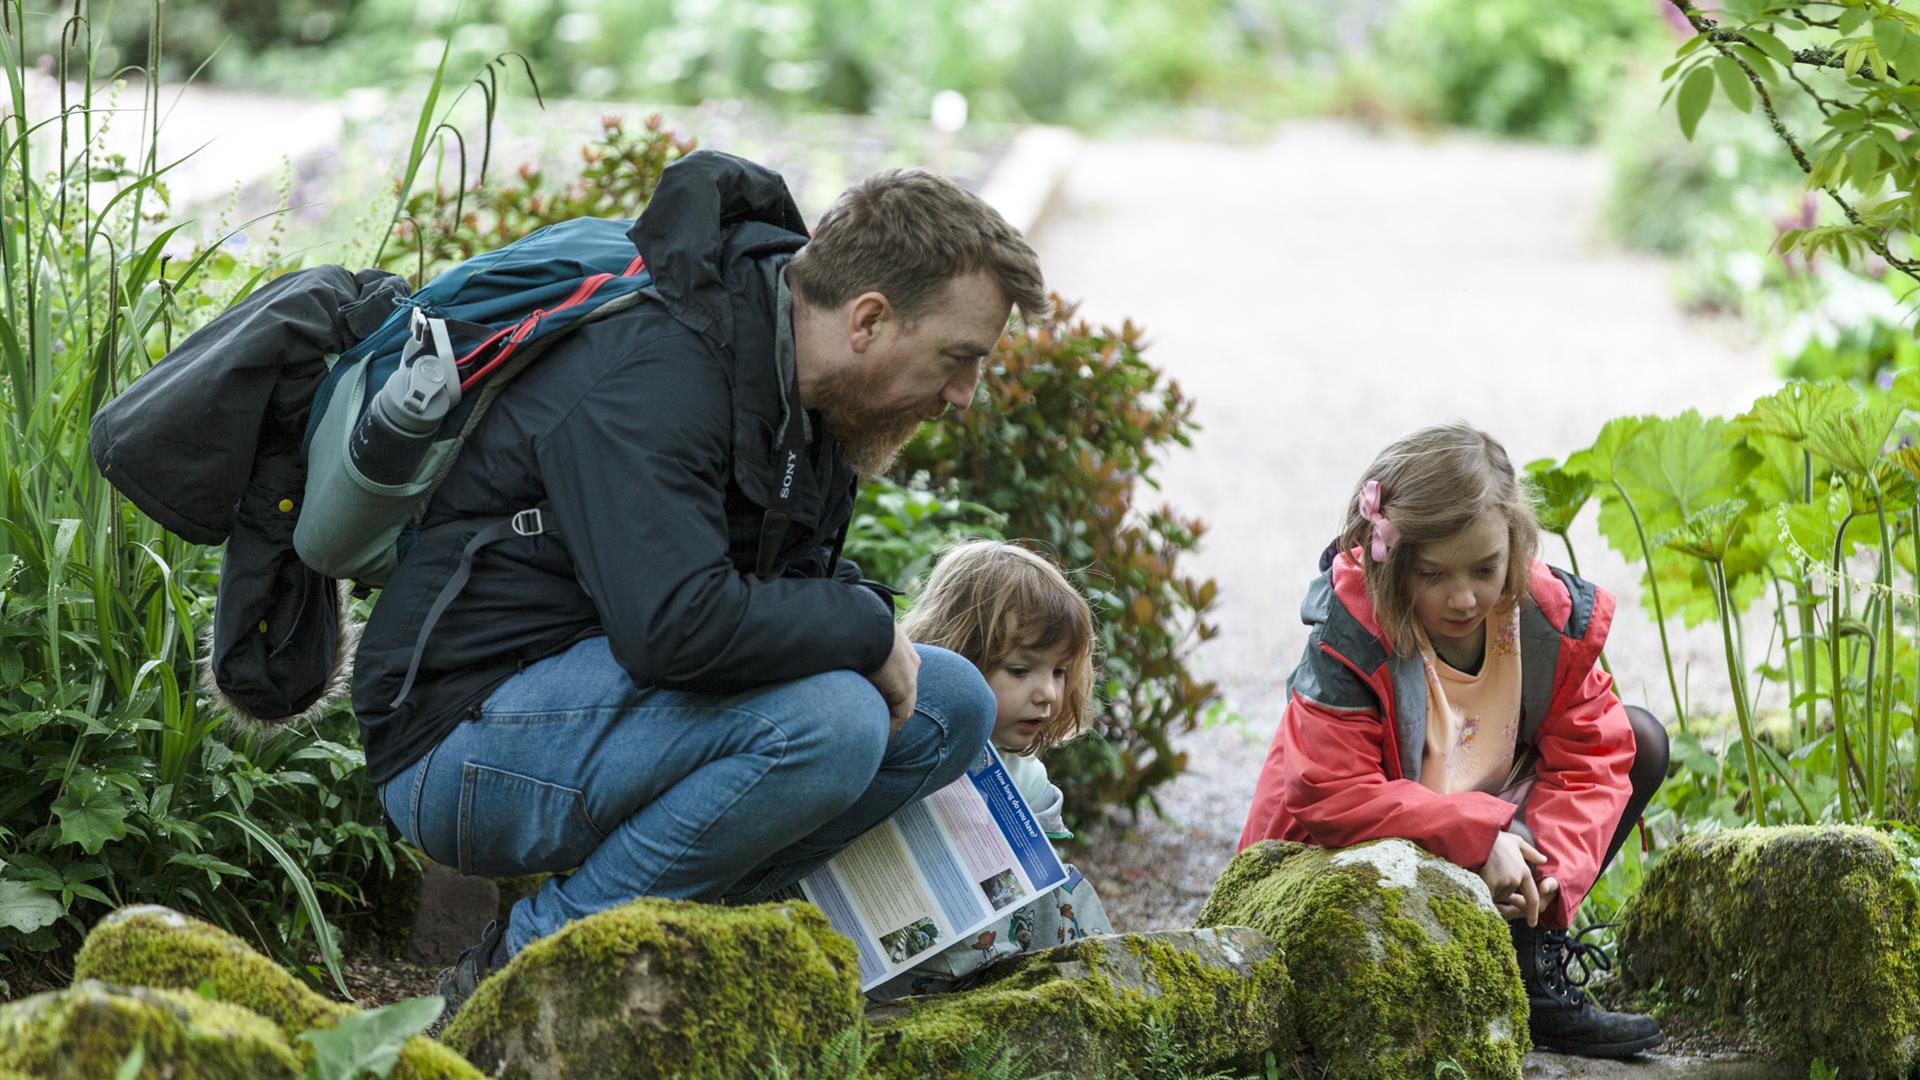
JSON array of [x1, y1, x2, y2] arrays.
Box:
[[846, 291, 891, 354]]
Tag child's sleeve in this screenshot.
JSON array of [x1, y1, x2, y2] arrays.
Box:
[[1268, 694, 1520, 869], [1522, 661, 1634, 927]]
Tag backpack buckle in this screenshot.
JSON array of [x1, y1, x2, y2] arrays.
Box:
[[511, 508, 545, 537]]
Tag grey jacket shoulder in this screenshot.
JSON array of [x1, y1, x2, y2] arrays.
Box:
[[1288, 572, 1384, 713]]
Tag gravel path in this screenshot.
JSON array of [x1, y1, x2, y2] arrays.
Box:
[[1030, 120, 1779, 931], [1027, 124, 1790, 1075]]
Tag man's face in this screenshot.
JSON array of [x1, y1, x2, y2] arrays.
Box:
[[816, 270, 1011, 476]]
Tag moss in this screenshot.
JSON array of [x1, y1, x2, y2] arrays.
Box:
[[864, 927, 1292, 1080], [443, 896, 863, 1079], [1197, 839, 1527, 1080], [1618, 825, 1920, 1077], [73, 905, 482, 1080], [0, 980, 304, 1079]]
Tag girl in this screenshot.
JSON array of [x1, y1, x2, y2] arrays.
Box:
[[871, 539, 1113, 999], [1239, 421, 1670, 1060]]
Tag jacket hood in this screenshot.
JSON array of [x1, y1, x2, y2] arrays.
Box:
[[627, 150, 809, 348]]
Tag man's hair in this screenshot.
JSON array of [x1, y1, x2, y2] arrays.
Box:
[[787, 168, 1048, 322], [901, 540, 1094, 754], [1338, 421, 1540, 656]]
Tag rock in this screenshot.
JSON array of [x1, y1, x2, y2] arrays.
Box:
[[404, 858, 502, 967], [1197, 838, 1528, 1080], [0, 980, 304, 1079], [72, 904, 481, 1080], [1617, 825, 1920, 1076], [441, 897, 864, 1079], [864, 926, 1292, 1079]]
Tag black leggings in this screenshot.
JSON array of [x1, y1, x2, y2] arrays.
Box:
[[1596, 705, 1669, 879]]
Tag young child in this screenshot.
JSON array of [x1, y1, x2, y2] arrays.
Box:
[[1239, 421, 1670, 1059], [869, 539, 1112, 999]]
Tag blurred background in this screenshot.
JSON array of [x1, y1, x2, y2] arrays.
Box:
[[5, 0, 1915, 1025]]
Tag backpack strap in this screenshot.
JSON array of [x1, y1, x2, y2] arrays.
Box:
[[389, 504, 555, 709]]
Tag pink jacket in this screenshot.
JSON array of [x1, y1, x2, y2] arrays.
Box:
[[1239, 552, 1636, 927]]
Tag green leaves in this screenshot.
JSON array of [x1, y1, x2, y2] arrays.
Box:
[[0, 880, 63, 934], [1525, 457, 1595, 536], [298, 996, 444, 1080], [1677, 64, 1716, 140], [1712, 56, 1753, 114], [52, 775, 129, 855]]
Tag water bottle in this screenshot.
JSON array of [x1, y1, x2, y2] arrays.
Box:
[[348, 315, 461, 487]]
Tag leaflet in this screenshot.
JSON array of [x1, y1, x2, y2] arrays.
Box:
[[795, 745, 1067, 991]]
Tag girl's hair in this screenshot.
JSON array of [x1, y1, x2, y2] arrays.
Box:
[[901, 540, 1096, 753], [1338, 421, 1539, 655]]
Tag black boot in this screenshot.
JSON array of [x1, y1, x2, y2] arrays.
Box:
[[435, 919, 507, 1018], [1512, 920, 1662, 1058]]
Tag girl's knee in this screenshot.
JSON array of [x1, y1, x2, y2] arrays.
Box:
[[1625, 705, 1670, 792]]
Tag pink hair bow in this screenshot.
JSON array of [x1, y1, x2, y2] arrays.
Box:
[[1360, 480, 1399, 563]]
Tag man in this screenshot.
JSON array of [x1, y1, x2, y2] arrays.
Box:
[[351, 150, 1049, 1008]]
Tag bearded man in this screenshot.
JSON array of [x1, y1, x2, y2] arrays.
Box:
[[351, 151, 1047, 1008]]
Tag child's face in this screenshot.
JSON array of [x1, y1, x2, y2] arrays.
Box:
[[986, 640, 1073, 752], [1409, 509, 1511, 659]]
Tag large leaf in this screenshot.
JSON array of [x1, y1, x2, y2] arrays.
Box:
[[1735, 380, 1859, 442], [1618, 411, 1757, 531], [52, 779, 129, 855], [298, 996, 445, 1080], [1526, 457, 1595, 536], [1804, 399, 1903, 474], [0, 880, 63, 934]]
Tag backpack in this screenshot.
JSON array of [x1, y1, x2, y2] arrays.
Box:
[[92, 219, 655, 724], [296, 217, 655, 586], [92, 149, 813, 726]]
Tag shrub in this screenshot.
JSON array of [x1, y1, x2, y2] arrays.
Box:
[[895, 302, 1221, 822], [1371, 0, 1670, 143]]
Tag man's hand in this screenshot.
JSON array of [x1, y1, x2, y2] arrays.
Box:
[[1479, 831, 1549, 925], [865, 623, 921, 734]]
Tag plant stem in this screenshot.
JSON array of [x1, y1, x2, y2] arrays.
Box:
[[1869, 475, 1897, 819], [1770, 572, 1800, 753], [1713, 561, 1767, 826], [1614, 481, 1687, 732], [1831, 511, 1858, 822]]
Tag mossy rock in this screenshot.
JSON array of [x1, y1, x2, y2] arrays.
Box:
[[864, 926, 1292, 1079], [1617, 825, 1920, 1076], [1197, 839, 1527, 1080], [72, 904, 481, 1080], [442, 897, 863, 1079], [0, 980, 304, 1079]]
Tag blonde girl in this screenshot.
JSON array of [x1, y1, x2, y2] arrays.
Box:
[[874, 539, 1111, 998]]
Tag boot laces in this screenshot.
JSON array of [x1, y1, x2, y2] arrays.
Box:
[[1547, 922, 1615, 991]]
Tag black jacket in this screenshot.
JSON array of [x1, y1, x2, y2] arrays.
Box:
[[354, 152, 896, 784]]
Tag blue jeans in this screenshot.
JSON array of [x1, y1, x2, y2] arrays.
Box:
[[377, 636, 995, 959]]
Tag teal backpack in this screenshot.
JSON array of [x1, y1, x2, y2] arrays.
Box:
[[297, 216, 656, 586]]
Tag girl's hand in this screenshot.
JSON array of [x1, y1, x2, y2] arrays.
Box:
[[1479, 832, 1548, 925]]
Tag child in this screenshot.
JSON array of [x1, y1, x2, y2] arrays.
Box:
[[1238, 421, 1670, 1059], [869, 540, 1113, 1000]]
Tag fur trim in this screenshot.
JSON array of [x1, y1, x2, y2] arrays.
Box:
[[198, 580, 361, 729]]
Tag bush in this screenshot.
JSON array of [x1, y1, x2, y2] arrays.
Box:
[[1371, 0, 1670, 143], [895, 303, 1221, 822]]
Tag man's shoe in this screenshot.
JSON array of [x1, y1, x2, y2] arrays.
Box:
[[1512, 920, 1662, 1058], [435, 919, 508, 1018]]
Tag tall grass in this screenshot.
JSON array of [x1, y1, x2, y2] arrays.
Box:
[[0, 0, 394, 997]]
